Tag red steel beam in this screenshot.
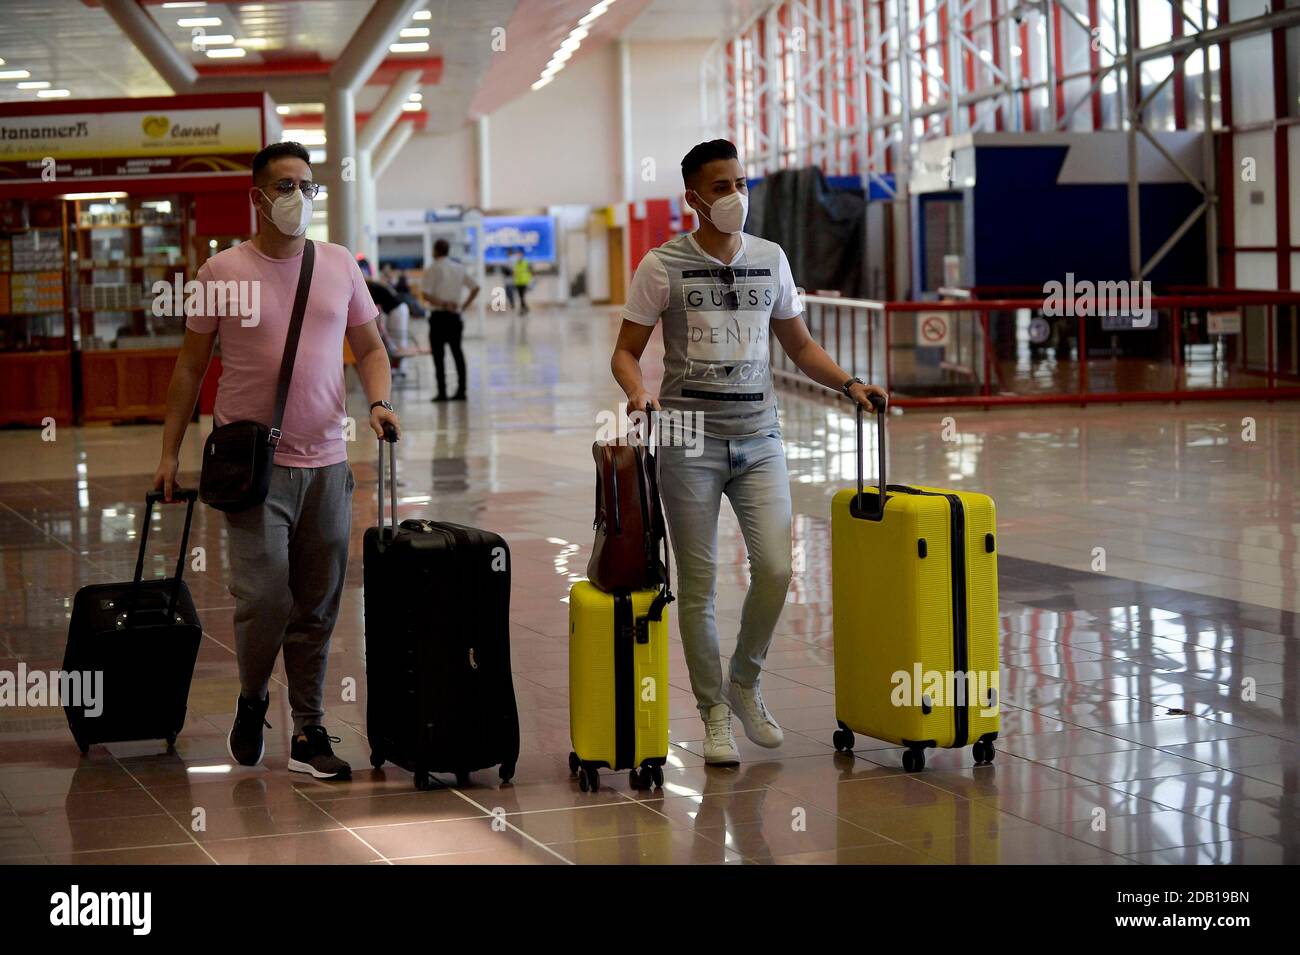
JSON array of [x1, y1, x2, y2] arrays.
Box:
[[1273, 25, 1292, 289]]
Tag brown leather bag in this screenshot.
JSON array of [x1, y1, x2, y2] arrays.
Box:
[[587, 418, 671, 604]]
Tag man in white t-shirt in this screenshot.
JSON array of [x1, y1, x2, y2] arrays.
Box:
[[610, 139, 887, 766], [418, 239, 479, 401]]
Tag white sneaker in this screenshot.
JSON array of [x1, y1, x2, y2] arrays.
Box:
[[723, 680, 784, 748], [702, 703, 740, 766]]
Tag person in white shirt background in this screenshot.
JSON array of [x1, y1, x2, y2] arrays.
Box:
[[418, 238, 480, 402]]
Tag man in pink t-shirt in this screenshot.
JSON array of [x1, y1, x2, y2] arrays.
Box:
[[152, 142, 401, 781]]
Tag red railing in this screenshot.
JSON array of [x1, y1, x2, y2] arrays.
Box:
[[774, 291, 1300, 408]]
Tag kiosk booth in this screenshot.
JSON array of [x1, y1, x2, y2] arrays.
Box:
[[0, 93, 276, 426]]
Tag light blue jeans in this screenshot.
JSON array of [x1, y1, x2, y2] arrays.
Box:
[[658, 431, 793, 717]]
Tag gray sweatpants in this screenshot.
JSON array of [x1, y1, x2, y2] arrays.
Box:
[[225, 461, 354, 734]]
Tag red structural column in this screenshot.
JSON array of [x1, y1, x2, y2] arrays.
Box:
[[1087, 0, 1102, 129], [1272, 26, 1292, 290], [1019, 20, 1031, 130], [1051, 0, 1065, 128], [757, 15, 767, 168], [964, 2, 976, 129], [919, 0, 931, 134], [1171, 6, 1187, 129], [990, 0, 1005, 131], [1219, 5, 1235, 287], [938, 0, 951, 135]]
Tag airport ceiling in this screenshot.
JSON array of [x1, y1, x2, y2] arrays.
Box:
[[0, 0, 755, 134]]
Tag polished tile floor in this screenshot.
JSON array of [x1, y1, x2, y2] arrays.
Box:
[[0, 306, 1297, 865]]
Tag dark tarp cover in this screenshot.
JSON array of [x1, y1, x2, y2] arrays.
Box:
[[747, 167, 866, 298]]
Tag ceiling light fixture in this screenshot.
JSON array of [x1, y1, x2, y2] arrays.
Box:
[[177, 17, 222, 27], [389, 42, 429, 53], [408, 91, 423, 100], [275, 104, 291, 115], [531, 76, 553, 91], [401, 102, 422, 112], [0, 70, 31, 80], [413, 9, 432, 20], [191, 34, 235, 45], [579, 0, 616, 27], [37, 89, 71, 98], [399, 27, 429, 38], [162, 2, 207, 8], [205, 47, 247, 58], [17, 81, 50, 89]]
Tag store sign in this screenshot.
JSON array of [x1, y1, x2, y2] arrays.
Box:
[[1207, 310, 1241, 335], [0, 107, 261, 183], [480, 216, 556, 263]]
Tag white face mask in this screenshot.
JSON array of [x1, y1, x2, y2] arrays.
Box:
[[259, 188, 312, 237], [692, 190, 748, 234]]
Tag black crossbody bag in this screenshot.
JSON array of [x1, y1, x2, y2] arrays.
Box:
[[199, 240, 315, 513]]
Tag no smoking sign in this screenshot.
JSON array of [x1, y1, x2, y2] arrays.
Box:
[[916, 312, 950, 347]]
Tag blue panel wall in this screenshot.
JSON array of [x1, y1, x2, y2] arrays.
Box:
[[970, 145, 1206, 287]]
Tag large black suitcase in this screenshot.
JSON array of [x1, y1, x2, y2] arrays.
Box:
[[363, 428, 520, 790], [63, 490, 203, 754]]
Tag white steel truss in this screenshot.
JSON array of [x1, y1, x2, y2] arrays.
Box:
[[702, 0, 1300, 284]]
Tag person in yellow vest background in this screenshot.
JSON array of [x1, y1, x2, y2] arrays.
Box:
[[510, 247, 533, 316]]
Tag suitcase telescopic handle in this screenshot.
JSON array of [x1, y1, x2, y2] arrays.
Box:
[[129, 488, 198, 624], [855, 393, 889, 519], [645, 402, 674, 619], [377, 423, 399, 534]]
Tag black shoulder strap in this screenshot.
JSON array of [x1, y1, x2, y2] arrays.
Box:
[[269, 240, 315, 446]]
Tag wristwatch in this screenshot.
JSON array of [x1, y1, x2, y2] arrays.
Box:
[[370, 400, 394, 413], [840, 376, 864, 398]]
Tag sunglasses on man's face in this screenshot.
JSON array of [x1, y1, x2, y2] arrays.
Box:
[[267, 178, 321, 200]]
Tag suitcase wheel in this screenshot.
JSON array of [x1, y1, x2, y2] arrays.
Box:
[[165, 734, 177, 750], [972, 740, 996, 766], [832, 728, 855, 754], [414, 771, 434, 791], [568, 752, 580, 776], [499, 763, 515, 784], [370, 751, 385, 769], [577, 765, 599, 793], [455, 770, 471, 788], [629, 763, 664, 791], [902, 748, 926, 773]]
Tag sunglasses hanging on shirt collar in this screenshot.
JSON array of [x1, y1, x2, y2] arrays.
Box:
[[713, 266, 740, 311]]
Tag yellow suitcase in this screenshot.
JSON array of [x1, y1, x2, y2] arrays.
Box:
[[830, 401, 1000, 772], [568, 581, 671, 793]]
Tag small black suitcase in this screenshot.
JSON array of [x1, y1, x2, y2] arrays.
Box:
[[364, 428, 520, 790], [63, 490, 203, 754]]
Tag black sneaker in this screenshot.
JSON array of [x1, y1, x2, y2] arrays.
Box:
[[288, 726, 352, 780], [227, 693, 270, 766]]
